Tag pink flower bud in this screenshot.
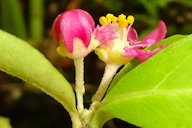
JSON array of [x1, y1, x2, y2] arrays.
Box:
[[52, 9, 97, 58]]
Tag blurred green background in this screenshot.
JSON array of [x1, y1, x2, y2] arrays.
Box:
[[0, 0, 192, 128]]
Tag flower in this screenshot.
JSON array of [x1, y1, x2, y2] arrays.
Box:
[[52, 9, 99, 59], [94, 13, 167, 65]]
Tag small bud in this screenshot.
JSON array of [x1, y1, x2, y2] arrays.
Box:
[[52, 9, 97, 59]]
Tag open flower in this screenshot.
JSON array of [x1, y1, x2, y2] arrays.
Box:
[[94, 13, 167, 65], [52, 9, 99, 59], [94, 14, 135, 65], [92, 14, 167, 102]]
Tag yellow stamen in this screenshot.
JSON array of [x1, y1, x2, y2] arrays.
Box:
[[106, 13, 117, 24], [99, 13, 118, 25], [99, 16, 108, 25], [99, 13, 135, 27], [106, 13, 117, 23], [118, 14, 128, 28], [118, 14, 126, 21], [106, 13, 113, 20], [127, 15, 135, 24], [111, 16, 117, 23]]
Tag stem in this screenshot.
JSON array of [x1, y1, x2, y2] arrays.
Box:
[[74, 58, 85, 112], [30, 0, 44, 46], [70, 111, 82, 128], [92, 64, 120, 102]]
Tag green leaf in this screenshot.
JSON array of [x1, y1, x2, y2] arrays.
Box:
[[0, 117, 12, 128], [110, 35, 186, 93], [108, 59, 140, 92], [0, 30, 77, 115], [150, 34, 186, 49], [91, 35, 192, 128]]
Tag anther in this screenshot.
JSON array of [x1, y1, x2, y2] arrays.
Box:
[[111, 16, 117, 23], [118, 14, 126, 22], [99, 16, 108, 25], [106, 13, 113, 19], [106, 13, 117, 23], [127, 15, 135, 24], [118, 14, 128, 28]]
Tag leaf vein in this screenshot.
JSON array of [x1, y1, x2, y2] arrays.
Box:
[[152, 55, 190, 90]]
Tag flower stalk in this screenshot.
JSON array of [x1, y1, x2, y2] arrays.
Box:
[[74, 58, 85, 112], [69, 111, 82, 128], [92, 64, 120, 102]]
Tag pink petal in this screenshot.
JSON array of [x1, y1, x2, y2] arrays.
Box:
[[124, 47, 164, 62], [52, 14, 62, 42], [139, 20, 167, 47], [128, 41, 147, 48], [135, 48, 162, 62], [52, 9, 95, 52], [123, 47, 139, 57], [94, 24, 118, 45], [127, 27, 138, 43]]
